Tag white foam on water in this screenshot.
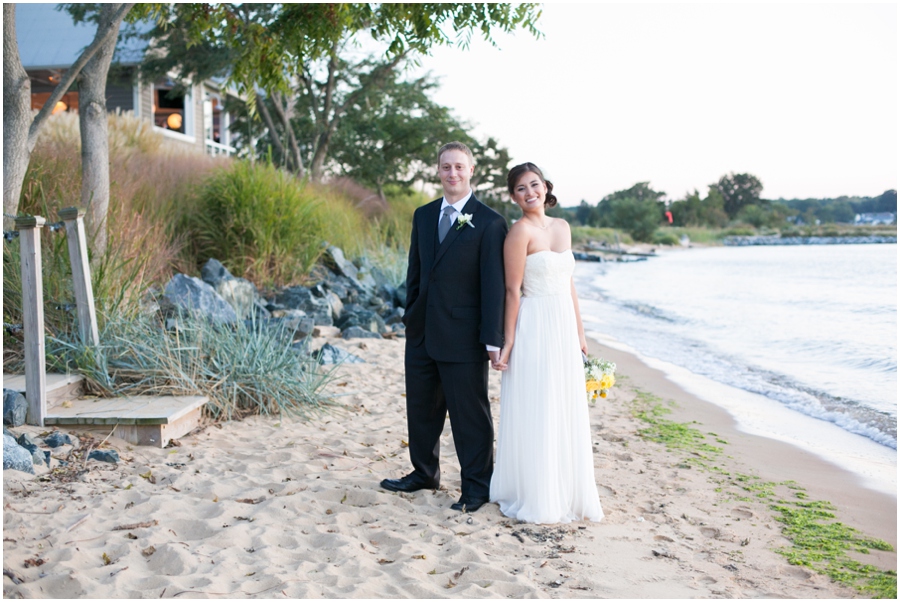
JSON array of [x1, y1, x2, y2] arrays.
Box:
[[586, 328, 897, 497]]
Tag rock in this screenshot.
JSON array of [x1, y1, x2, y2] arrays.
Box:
[[15, 433, 38, 454], [322, 278, 349, 302], [44, 431, 72, 448], [275, 286, 332, 325], [252, 300, 272, 320], [261, 310, 314, 339], [3, 434, 34, 474], [324, 291, 343, 320], [200, 258, 234, 288], [270, 308, 307, 319], [384, 307, 405, 326], [198, 259, 260, 320], [336, 306, 386, 334], [323, 246, 358, 280], [88, 449, 120, 464], [312, 325, 342, 338], [341, 326, 383, 339], [376, 284, 396, 305], [162, 274, 238, 324], [354, 261, 378, 290], [311, 343, 365, 365], [3, 389, 27, 427], [31, 449, 44, 466], [215, 278, 259, 320], [394, 283, 408, 308]]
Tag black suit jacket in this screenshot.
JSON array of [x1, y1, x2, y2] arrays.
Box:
[[403, 196, 507, 363]]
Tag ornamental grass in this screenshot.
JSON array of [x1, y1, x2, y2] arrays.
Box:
[[47, 312, 338, 420]]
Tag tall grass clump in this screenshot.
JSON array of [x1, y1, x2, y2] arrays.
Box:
[[185, 161, 327, 287], [47, 312, 338, 420], [3, 112, 224, 369]]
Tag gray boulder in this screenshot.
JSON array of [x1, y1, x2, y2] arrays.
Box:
[[394, 283, 408, 308], [88, 449, 120, 464], [44, 431, 72, 448], [323, 246, 358, 280], [324, 291, 343, 321], [216, 278, 259, 319], [200, 258, 235, 288], [275, 287, 334, 326], [16, 433, 38, 454], [384, 307, 405, 326], [3, 434, 34, 474], [341, 326, 383, 340], [3, 389, 27, 427], [312, 343, 365, 365], [353, 258, 378, 290], [163, 274, 238, 324], [200, 259, 260, 320]]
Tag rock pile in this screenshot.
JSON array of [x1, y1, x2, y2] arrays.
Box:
[[157, 246, 406, 360]]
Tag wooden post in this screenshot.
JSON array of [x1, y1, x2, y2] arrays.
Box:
[[59, 207, 99, 346], [15, 215, 47, 426]]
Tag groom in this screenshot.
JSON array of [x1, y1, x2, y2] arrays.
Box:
[[380, 141, 507, 513]]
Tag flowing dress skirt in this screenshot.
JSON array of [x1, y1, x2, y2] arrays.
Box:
[[490, 288, 604, 524]]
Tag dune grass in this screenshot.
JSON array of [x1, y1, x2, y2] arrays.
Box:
[[47, 312, 338, 420]]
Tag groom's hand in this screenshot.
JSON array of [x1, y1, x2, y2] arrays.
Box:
[[491, 346, 510, 371], [488, 349, 501, 370]]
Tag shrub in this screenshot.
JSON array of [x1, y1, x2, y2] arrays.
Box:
[[185, 161, 327, 287], [651, 230, 680, 246], [47, 312, 338, 420]]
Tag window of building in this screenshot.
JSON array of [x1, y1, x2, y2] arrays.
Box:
[[153, 83, 188, 134], [31, 91, 79, 114]]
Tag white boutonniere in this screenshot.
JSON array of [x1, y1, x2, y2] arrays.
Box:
[[456, 213, 475, 230]]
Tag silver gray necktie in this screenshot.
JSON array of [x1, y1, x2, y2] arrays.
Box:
[[438, 206, 454, 243]]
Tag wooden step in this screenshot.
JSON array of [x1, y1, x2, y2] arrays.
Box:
[[45, 395, 208, 448], [3, 373, 84, 409]]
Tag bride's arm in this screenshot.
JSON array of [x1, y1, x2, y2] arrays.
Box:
[[495, 225, 528, 370], [571, 278, 588, 355], [564, 223, 588, 355]]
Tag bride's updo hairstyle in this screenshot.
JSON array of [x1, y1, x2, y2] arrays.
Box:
[[506, 162, 558, 208]]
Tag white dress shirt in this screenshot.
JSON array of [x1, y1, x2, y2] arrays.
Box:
[[438, 190, 500, 354], [438, 190, 473, 228]]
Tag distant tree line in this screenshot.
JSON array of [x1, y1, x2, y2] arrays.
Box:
[[562, 171, 896, 241]]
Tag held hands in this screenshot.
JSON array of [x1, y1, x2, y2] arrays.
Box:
[[491, 345, 512, 371]]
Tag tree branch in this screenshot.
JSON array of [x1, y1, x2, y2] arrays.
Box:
[[255, 92, 289, 168], [27, 3, 135, 149], [270, 90, 304, 178]]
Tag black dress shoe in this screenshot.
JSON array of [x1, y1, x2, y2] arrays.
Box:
[[450, 496, 489, 513], [380, 473, 439, 493]]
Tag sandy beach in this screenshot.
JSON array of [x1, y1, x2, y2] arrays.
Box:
[[3, 335, 896, 598]]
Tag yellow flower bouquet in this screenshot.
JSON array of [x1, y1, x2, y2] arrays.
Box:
[[584, 355, 616, 402]]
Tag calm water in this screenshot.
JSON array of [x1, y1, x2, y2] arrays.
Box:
[[575, 244, 897, 451]]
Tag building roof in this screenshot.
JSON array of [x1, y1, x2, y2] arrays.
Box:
[[15, 3, 149, 70]]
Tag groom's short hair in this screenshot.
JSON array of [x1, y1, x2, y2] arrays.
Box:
[[437, 141, 475, 167]]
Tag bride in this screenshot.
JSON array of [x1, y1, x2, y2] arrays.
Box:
[[490, 162, 604, 524]]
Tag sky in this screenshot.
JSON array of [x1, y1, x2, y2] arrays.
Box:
[[410, 2, 897, 206]]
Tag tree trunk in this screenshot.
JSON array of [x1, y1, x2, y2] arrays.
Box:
[[2, 3, 133, 233], [78, 4, 127, 258], [3, 5, 33, 231]]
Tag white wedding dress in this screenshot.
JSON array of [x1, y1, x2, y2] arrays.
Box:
[[490, 250, 604, 524]]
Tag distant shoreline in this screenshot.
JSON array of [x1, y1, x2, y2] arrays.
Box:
[[723, 235, 897, 246]]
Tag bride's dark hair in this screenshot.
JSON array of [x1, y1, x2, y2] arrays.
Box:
[[506, 162, 558, 208]]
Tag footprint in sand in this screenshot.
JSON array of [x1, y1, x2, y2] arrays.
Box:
[[731, 507, 753, 519]]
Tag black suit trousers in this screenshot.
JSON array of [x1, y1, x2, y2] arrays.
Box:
[[404, 340, 493, 500]]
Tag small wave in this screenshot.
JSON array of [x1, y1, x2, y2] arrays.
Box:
[[620, 301, 676, 323]]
